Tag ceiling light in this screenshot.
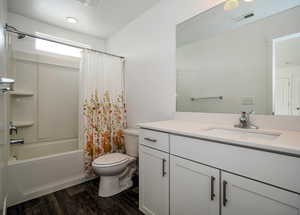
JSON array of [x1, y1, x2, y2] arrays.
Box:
[[224, 0, 239, 11], [66, 17, 78, 24], [224, 0, 254, 11]]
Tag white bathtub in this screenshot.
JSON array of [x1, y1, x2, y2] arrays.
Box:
[[7, 139, 94, 206]]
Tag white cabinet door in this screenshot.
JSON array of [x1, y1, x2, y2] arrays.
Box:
[[222, 172, 300, 215], [139, 145, 169, 215], [275, 77, 291, 115], [170, 156, 220, 215]]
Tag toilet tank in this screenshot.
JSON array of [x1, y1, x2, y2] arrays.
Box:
[[124, 128, 139, 157]]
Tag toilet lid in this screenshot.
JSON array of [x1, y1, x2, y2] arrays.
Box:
[[93, 153, 129, 166]]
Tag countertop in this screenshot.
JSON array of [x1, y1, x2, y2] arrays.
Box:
[[138, 120, 300, 157]]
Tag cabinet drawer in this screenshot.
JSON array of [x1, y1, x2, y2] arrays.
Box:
[[139, 129, 169, 152], [170, 134, 300, 193]]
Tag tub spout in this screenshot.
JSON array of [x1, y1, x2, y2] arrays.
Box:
[[10, 139, 25, 145]]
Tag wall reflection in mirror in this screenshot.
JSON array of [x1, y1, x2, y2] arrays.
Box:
[[176, 0, 300, 116]]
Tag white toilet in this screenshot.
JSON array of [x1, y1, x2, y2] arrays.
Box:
[[92, 129, 139, 197]]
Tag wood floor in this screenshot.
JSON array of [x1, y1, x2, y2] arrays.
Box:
[[7, 178, 144, 215]]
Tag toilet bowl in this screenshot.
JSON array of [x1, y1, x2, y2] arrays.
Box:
[[92, 129, 139, 197]]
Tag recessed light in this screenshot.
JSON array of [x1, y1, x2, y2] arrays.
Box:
[[66, 17, 78, 24], [224, 0, 254, 11], [224, 0, 239, 11]]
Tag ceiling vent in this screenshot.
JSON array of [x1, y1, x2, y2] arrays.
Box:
[[76, 0, 100, 7], [233, 12, 255, 22]]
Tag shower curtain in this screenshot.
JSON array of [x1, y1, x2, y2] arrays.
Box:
[[79, 50, 126, 174]]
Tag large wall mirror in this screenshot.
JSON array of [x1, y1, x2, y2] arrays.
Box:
[[176, 0, 300, 116]]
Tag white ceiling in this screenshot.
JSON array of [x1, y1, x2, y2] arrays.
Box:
[[7, 0, 161, 39]]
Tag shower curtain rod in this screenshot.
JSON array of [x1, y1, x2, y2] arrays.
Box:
[[5, 24, 125, 59]]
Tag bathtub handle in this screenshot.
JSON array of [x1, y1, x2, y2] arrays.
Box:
[[10, 139, 24, 145], [9, 121, 18, 135]]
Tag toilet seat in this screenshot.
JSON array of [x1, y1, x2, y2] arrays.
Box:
[[92, 153, 130, 167]]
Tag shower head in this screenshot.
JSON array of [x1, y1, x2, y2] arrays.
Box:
[[17, 33, 26, 39]]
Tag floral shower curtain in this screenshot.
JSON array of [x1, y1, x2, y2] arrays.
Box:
[[79, 50, 126, 174]]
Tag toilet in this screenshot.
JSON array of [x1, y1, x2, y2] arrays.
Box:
[[92, 129, 139, 197]]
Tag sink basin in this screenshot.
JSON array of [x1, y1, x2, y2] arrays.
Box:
[[205, 128, 281, 141]]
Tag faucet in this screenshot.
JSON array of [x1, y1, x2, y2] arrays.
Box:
[[234, 111, 259, 129], [9, 121, 18, 135], [10, 138, 25, 145]]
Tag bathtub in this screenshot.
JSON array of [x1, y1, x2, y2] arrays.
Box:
[[7, 139, 95, 206], [10, 139, 79, 160]]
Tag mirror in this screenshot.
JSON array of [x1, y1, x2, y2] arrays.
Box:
[[176, 0, 300, 116]]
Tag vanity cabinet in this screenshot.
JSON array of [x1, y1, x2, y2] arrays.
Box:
[[139, 128, 300, 215], [170, 156, 220, 215], [221, 172, 300, 215], [170, 155, 300, 215], [139, 145, 169, 215]]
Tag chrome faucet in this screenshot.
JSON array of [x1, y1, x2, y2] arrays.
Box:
[[10, 138, 25, 145], [234, 111, 258, 129], [9, 121, 18, 135]]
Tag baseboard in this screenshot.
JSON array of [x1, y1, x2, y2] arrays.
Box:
[[8, 175, 97, 207]]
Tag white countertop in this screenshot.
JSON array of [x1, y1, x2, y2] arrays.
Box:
[[138, 120, 300, 156]]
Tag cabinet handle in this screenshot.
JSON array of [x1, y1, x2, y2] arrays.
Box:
[[162, 159, 167, 177], [210, 176, 216, 201], [223, 180, 228, 207], [144, 137, 157, 143]]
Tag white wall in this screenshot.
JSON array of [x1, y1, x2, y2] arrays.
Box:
[[7, 13, 106, 51], [107, 0, 224, 127]]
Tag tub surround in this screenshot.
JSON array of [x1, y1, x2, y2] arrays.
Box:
[[138, 120, 300, 157], [9, 50, 79, 148]]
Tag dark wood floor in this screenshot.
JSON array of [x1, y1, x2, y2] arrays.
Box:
[[7, 178, 144, 215]]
